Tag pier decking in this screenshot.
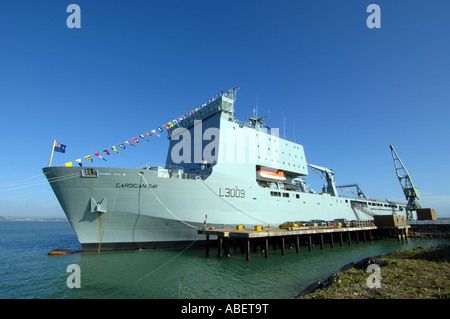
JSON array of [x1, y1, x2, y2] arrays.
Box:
[[198, 224, 410, 260]]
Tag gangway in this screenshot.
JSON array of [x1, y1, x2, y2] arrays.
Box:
[[351, 202, 376, 218]]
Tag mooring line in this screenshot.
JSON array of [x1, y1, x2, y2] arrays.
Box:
[[104, 233, 204, 299], [140, 174, 199, 230], [0, 172, 80, 192]]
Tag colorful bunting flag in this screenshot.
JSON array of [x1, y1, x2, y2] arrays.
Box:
[[57, 99, 220, 166], [94, 152, 107, 161], [111, 146, 121, 155], [151, 129, 160, 137]]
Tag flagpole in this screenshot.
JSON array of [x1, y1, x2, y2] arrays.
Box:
[[47, 139, 56, 167]]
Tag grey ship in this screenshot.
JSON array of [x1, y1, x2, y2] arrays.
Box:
[[43, 88, 406, 251]]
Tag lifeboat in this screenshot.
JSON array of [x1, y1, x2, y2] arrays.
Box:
[[257, 168, 286, 182]]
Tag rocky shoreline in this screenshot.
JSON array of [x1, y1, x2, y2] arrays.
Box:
[[297, 245, 450, 299]]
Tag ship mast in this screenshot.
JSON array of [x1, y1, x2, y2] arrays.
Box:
[[247, 106, 269, 131]]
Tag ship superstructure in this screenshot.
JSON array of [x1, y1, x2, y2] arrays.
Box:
[[43, 88, 406, 251]]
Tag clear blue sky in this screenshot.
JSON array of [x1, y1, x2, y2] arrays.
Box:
[[0, 0, 449, 217]]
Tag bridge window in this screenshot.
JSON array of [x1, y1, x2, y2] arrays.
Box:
[[270, 191, 281, 197], [81, 168, 98, 177]]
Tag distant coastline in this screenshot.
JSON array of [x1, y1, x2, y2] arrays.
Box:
[[0, 216, 67, 221]]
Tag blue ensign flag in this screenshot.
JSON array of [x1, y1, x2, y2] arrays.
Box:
[[54, 142, 66, 153]]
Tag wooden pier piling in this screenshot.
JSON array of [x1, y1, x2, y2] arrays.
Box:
[[246, 239, 250, 261], [217, 236, 223, 259], [199, 224, 410, 261], [265, 239, 269, 258], [205, 234, 210, 257]]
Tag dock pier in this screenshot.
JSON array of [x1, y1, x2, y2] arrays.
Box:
[[199, 224, 410, 261]]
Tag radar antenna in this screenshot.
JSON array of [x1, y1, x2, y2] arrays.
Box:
[[390, 145, 421, 220], [247, 105, 269, 130]]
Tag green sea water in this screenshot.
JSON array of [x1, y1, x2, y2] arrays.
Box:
[[0, 220, 447, 299]]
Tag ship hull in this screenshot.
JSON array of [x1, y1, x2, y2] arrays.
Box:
[[43, 166, 404, 251]]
